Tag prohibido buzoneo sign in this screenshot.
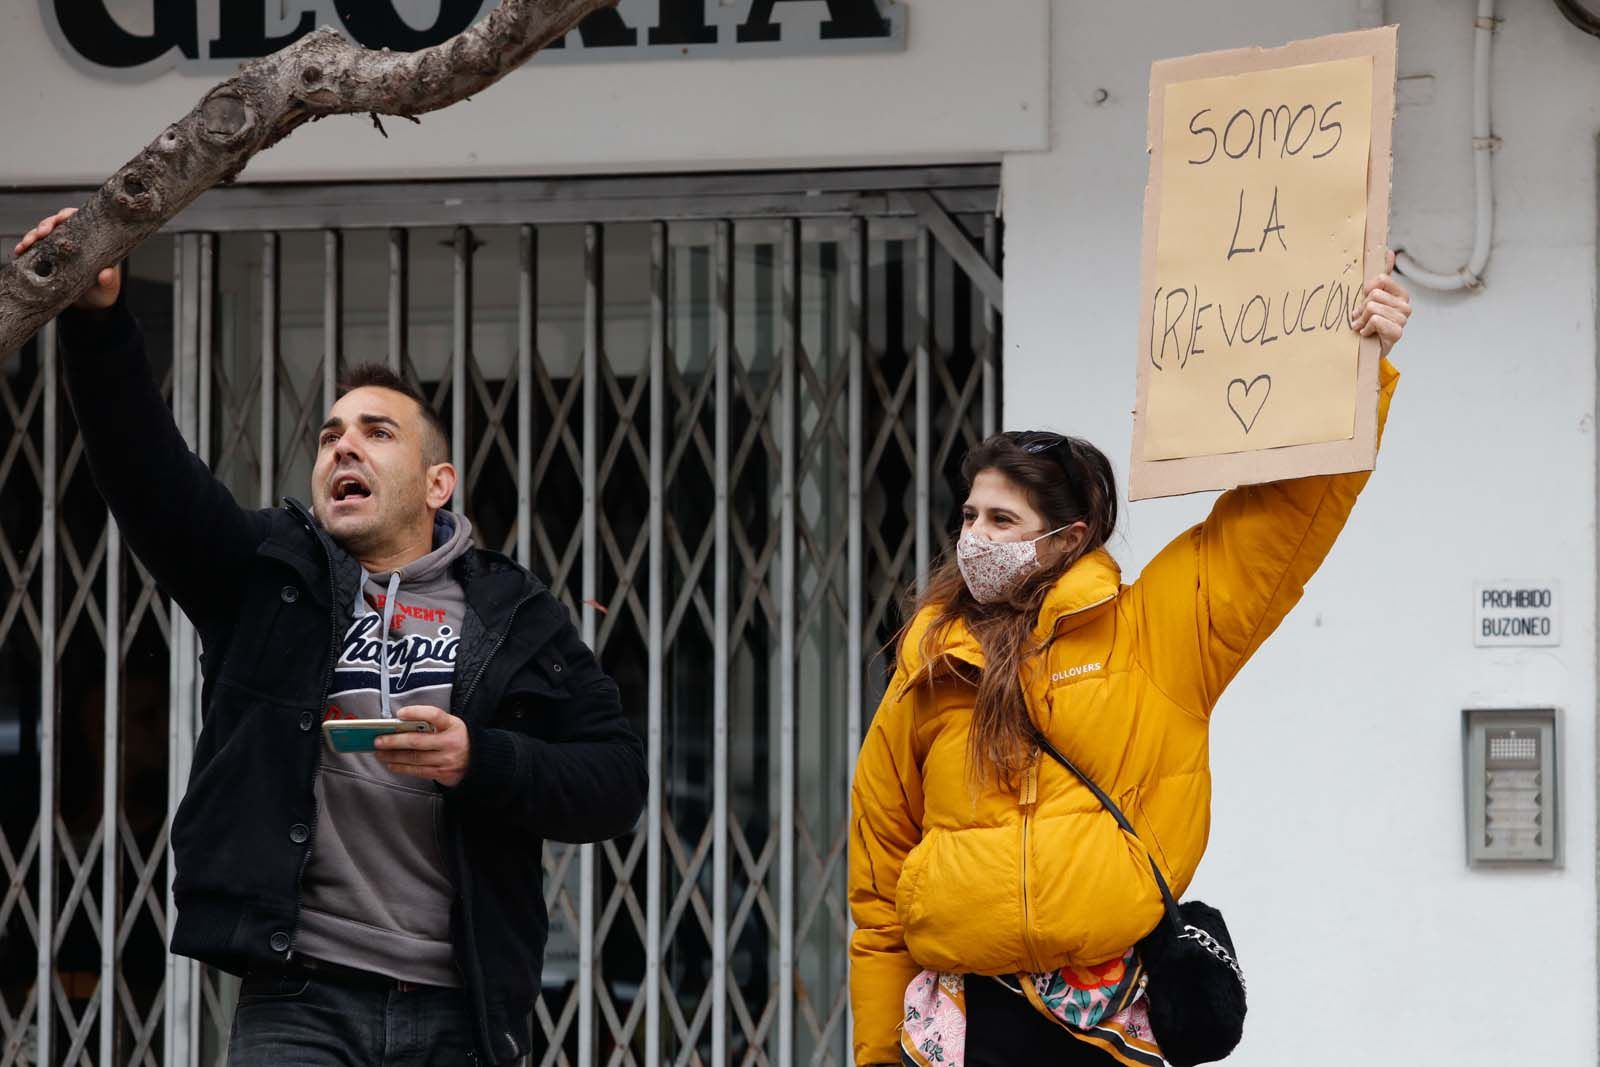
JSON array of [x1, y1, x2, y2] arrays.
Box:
[[1474, 580, 1560, 648]]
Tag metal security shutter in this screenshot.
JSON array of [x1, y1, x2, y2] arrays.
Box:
[[0, 165, 1001, 1067]]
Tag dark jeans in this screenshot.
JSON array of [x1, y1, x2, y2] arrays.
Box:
[[962, 975, 1118, 1067], [227, 968, 482, 1066]]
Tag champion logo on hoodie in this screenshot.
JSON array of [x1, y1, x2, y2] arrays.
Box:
[[321, 511, 475, 712], [332, 612, 460, 697]]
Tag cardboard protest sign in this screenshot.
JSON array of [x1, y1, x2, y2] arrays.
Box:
[[1130, 27, 1396, 500]]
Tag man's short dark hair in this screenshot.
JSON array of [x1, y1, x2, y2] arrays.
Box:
[[335, 364, 451, 467]]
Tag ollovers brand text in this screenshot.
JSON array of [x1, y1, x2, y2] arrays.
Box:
[[1050, 662, 1104, 684]]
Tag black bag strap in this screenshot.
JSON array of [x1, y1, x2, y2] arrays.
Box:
[[1032, 730, 1185, 933]]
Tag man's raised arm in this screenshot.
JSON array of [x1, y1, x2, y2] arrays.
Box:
[[21, 209, 268, 637]]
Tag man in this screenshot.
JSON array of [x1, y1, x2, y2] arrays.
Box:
[[17, 209, 646, 1066]]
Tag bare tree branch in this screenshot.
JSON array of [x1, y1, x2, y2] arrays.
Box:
[[0, 0, 616, 360]]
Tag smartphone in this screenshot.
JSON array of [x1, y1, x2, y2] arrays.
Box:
[[321, 718, 433, 754]]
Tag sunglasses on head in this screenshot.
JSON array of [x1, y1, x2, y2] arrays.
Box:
[[1017, 434, 1070, 461], [1014, 434, 1093, 506]]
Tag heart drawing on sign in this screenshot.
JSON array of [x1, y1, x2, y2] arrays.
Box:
[[1226, 375, 1272, 434]]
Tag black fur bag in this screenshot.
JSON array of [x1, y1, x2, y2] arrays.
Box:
[[1034, 734, 1247, 1066], [1134, 899, 1246, 1065]]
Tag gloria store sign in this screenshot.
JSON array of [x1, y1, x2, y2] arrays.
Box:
[[42, 0, 907, 77]]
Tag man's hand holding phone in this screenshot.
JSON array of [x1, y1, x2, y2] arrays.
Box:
[[373, 705, 472, 788]]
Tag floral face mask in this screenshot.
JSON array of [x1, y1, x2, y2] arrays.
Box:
[[955, 524, 1070, 604]]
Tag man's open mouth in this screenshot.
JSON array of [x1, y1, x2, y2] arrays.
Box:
[[332, 475, 371, 502]]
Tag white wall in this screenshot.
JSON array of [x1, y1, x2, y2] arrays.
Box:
[[0, 0, 1048, 183], [1003, 1, 1597, 1063]]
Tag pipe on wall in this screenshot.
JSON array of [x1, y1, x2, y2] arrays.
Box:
[[1394, 0, 1497, 291]]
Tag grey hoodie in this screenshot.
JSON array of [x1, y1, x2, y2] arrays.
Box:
[[295, 512, 473, 986]]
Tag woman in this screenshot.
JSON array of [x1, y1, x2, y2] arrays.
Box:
[[848, 261, 1410, 1067]]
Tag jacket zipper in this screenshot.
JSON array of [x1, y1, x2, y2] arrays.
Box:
[[457, 587, 536, 713], [1014, 590, 1116, 975], [1018, 760, 1046, 974], [286, 503, 339, 962], [1010, 594, 1115, 975], [452, 583, 538, 1064]]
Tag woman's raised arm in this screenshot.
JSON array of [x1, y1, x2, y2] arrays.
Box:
[[1124, 262, 1409, 714]]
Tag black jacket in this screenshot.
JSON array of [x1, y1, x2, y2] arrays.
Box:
[[58, 301, 647, 1065]]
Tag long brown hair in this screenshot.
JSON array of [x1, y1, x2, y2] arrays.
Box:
[[908, 432, 1119, 785]]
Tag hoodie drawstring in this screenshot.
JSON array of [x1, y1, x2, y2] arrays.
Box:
[[380, 572, 401, 719], [356, 570, 404, 719]]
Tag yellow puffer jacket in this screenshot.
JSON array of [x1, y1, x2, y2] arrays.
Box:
[[848, 361, 1399, 1065]]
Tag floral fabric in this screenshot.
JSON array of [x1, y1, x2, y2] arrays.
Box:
[[901, 972, 968, 1065], [1024, 951, 1138, 1029], [900, 956, 1163, 1067]]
